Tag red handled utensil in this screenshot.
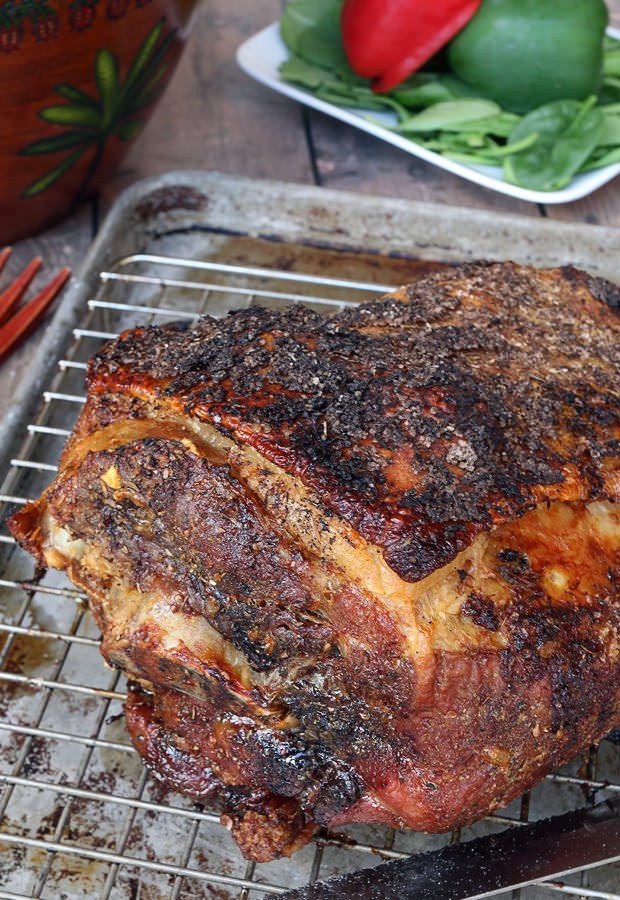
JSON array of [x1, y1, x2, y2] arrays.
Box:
[[0, 247, 70, 362]]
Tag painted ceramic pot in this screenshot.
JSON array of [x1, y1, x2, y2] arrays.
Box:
[[0, 0, 199, 243]]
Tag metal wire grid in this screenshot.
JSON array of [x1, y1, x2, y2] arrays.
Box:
[[0, 252, 618, 899]]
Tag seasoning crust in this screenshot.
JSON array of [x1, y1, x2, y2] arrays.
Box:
[[90, 262, 620, 581]]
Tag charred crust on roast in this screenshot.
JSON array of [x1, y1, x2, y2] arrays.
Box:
[[89, 262, 620, 583], [460, 593, 501, 632], [560, 265, 620, 312]]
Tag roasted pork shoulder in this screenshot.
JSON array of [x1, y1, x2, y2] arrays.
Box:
[[9, 261, 620, 862]]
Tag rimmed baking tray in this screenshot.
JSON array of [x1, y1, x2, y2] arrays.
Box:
[[0, 171, 618, 899]]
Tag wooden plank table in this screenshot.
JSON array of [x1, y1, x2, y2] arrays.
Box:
[[2, 0, 620, 415]]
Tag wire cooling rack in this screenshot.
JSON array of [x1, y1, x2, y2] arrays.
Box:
[[0, 252, 619, 900]]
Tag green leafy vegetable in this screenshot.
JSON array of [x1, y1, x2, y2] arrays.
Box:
[[439, 73, 485, 99], [580, 145, 620, 171], [604, 49, 620, 77], [279, 57, 405, 112], [598, 109, 620, 146], [452, 113, 520, 137], [397, 99, 501, 132], [504, 98, 604, 191], [391, 77, 455, 108], [604, 33, 620, 52]]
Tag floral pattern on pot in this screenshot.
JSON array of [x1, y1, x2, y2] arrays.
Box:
[[0, 0, 147, 46], [68, 0, 99, 32], [20, 17, 176, 198]]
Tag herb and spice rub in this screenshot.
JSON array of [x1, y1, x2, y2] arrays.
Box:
[[9, 261, 620, 861]]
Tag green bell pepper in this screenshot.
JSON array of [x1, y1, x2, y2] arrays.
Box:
[[448, 0, 609, 114]]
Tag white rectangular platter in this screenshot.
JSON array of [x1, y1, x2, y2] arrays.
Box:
[[237, 22, 620, 204]]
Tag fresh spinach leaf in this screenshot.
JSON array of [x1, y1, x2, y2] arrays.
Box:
[[439, 74, 484, 98], [398, 99, 501, 133], [604, 49, 620, 77], [409, 111, 520, 136], [504, 97, 604, 190], [279, 56, 338, 91], [280, 56, 399, 112], [604, 33, 620, 52], [598, 110, 620, 145], [391, 75, 455, 108], [580, 144, 620, 170]]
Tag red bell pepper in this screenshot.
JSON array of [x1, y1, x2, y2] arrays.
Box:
[[341, 0, 482, 93]]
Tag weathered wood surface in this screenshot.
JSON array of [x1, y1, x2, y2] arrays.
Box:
[[2, 0, 620, 421]]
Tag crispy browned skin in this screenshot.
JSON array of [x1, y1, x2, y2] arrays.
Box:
[[9, 261, 620, 861], [83, 261, 620, 580]]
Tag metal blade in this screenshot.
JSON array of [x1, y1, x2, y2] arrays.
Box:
[[275, 798, 620, 900]]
